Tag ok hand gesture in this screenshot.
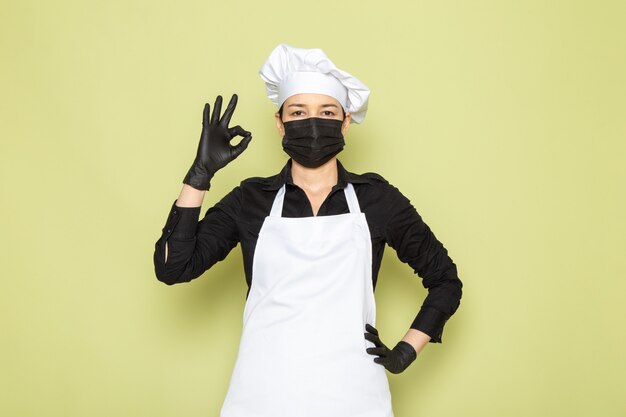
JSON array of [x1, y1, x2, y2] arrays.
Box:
[[183, 94, 252, 190]]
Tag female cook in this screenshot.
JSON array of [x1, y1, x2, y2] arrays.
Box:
[[153, 44, 463, 417]]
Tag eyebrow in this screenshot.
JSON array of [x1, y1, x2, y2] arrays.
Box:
[[287, 103, 339, 108]]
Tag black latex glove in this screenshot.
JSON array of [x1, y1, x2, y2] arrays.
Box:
[[183, 94, 252, 190], [364, 323, 417, 374]]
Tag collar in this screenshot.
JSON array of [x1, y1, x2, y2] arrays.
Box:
[[261, 158, 374, 191]]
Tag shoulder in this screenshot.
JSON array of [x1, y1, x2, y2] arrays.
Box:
[[348, 169, 414, 211], [360, 171, 390, 185], [210, 175, 273, 220], [347, 168, 408, 206], [239, 173, 279, 188], [239, 164, 286, 192], [347, 170, 390, 186], [347, 168, 410, 202], [240, 176, 270, 186]]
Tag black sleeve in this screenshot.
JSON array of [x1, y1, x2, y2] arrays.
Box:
[[383, 184, 463, 343], [153, 186, 242, 285]]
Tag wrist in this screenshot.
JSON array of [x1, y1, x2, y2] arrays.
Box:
[[401, 328, 431, 355], [396, 341, 417, 360], [176, 184, 206, 207], [183, 164, 213, 191]]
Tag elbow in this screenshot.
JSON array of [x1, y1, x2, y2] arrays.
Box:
[[154, 263, 182, 285], [423, 270, 463, 316], [152, 238, 214, 286], [154, 257, 196, 285], [154, 259, 204, 286], [155, 272, 181, 286], [444, 275, 463, 315], [153, 250, 188, 286], [153, 238, 193, 285]]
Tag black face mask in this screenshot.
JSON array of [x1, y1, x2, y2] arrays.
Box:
[[281, 117, 345, 168]]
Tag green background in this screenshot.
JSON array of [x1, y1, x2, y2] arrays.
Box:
[[2, 1, 624, 416]]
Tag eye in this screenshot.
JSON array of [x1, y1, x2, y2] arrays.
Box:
[[321, 110, 335, 117], [290, 110, 305, 117]]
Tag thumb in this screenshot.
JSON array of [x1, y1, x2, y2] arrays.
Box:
[[231, 134, 252, 158]]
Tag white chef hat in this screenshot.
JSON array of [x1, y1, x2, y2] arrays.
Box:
[[259, 43, 370, 124]]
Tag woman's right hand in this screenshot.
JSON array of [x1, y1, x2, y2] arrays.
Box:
[[183, 94, 252, 190]]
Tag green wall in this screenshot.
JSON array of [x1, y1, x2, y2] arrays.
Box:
[[1, 1, 624, 416]]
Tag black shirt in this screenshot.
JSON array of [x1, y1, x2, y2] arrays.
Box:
[[153, 158, 462, 343]]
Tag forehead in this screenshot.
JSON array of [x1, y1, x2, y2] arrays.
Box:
[[283, 93, 341, 107]]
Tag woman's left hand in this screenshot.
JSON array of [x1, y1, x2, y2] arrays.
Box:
[[364, 323, 417, 374]]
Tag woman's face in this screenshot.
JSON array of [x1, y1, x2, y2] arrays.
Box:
[[275, 93, 351, 138]]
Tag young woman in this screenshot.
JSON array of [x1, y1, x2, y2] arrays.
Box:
[[153, 44, 463, 417]]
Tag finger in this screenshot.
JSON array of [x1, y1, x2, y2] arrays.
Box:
[[228, 125, 251, 138], [220, 94, 238, 127], [211, 95, 223, 124], [202, 103, 211, 126], [365, 323, 379, 336], [373, 357, 386, 365], [366, 347, 388, 356], [231, 134, 252, 158], [364, 332, 383, 347]]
